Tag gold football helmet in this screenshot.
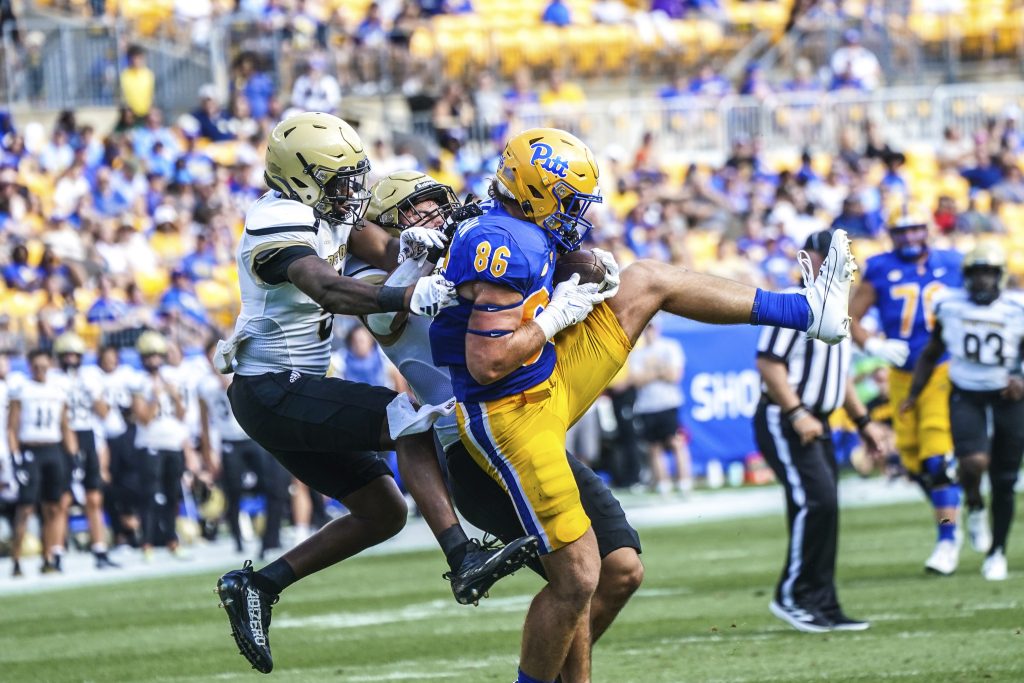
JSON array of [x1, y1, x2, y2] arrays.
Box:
[[53, 332, 87, 356], [495, 128, 602, 251], [366, 171, 458, 236], [136, 330, 169, 357], [264, 112, 370, 225], [963, 242, 1007, 305]]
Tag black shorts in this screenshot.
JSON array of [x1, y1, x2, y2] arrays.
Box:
[[228, 372, 396, 501], [446, 440, 641, 578], [638, 407, 681, 443], [15, 443, 68, 504], [950, 386, 1024, 459], [74, 430, 102, 492]]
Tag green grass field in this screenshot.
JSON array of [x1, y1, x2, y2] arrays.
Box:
[[2, 500, 1022, 683]]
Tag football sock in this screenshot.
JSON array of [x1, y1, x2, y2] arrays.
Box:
[[254, 558, 298, 595], [749, 289, 812, 331], [517, 668, 552, 683], [931, 486, 960, 542], [990, 480, 1015, 554], [438, 524, 471, 571]]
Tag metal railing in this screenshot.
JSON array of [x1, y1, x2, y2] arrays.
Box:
[[1, 19, 217, 113], [389, 82, 1024, 163]]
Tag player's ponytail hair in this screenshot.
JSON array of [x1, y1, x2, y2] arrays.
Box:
[[488, 177, 517, 205]]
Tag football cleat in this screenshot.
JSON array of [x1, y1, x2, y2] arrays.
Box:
[[769, 600, 832, 633], [11, 560, 22, 578], [966, 509, 991, 554], [216, 560, 278, 674], [924, 539, 959, 576], [95, 551, 120, 570], [824, 609, 870, 631], [444, 535, 539, 606], [801, 229, 857, 345], [981, 550, 1008, 581]]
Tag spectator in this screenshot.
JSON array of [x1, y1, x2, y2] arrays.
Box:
[[688, 65, 732, 98], [784, 57, 823, 93], [192, 86, 234, 142], [740, 63, 772, 99], [657, 73, 689, 100], [937, 126, 972, 172], [290, 56, 341, 114], [87, 274, 131, 326], [630, 317, 693, 495], [992, 164, 1024, 204], [504, 66, 539, 107], [829, 29, 881, 91], [232, 53, 275, 122], [180, 232, 219, 281], [35, 274, 74, 350], [132, 109, 180, 169], [960, 151, 1004, 191], [159, 267, 209, 328], [933, 195, 958, 235], [354, 2, 387, 47], [120, 45, 155, 119], [540, 70, 586, 106], [831, 195, 882, 238], [2, 243, 39, 291], [955, 193, 1002, 234], [541, 0, 572, 26]]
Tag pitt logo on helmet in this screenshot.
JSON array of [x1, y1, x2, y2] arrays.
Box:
[[529, 142, 569, 179]]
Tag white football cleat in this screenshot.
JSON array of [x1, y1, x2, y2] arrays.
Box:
[[801, 228, 858, 344], [966, 509, 992, 553], [981, 550, 1008, 581], [924, 539, 959, 576]]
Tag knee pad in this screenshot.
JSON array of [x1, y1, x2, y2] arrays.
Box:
[[921, 455, 956, 489]]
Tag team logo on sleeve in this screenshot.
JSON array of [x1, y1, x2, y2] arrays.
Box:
[[529, 142, 569, 179]]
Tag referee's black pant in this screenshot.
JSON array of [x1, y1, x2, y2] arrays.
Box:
[[754, 401, 840, 614]]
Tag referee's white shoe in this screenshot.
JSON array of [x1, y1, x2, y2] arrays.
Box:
[[801, 228, 858, 345]]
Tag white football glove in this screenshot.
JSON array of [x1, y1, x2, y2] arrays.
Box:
[[398, 227, 448, 264], [864, 337, 911, 366], [534, 273, 609, 339], [409, 273, 457, 317], [591, 247, 621, 297]]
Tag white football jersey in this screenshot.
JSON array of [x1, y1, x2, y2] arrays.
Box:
[[228, 191, 353, 376], [130, 367, 188, 451], [935, 289, 1024, 391], [345, 257, 459, 450], [99, 365, 134, 438], [166, 356, 209, 440], [52, 365, 104, 433], [11, 376, 67, 444], [197, 373, 248, 442]]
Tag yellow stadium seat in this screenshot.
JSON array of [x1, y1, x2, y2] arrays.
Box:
[[136, 268, 169, 302]]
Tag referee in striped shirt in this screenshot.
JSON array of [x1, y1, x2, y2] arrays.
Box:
[[754, 230, 888, 633]]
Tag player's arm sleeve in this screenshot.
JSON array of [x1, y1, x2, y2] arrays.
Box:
[[756, 326, 797, 363], [252, 243, 318, 285]]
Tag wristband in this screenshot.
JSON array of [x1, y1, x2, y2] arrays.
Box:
[[377, 285, 407, 312], [853, 414, 871, 431], [786, 405, 811, 424]]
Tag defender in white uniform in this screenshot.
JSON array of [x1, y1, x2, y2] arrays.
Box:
[[52, 333, 118, 569], [96, 344, 141, 547], [905, 244, 1024, 581], [0, 355, 14, 507], [198, 339, 289, 556], [352, 172, 644, 682], [129, 331, 191, 559], [214, 113, 537, 676], [7, 349, 77, 576]]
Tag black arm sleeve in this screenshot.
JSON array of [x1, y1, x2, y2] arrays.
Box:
[[254, 245, 318, 285]]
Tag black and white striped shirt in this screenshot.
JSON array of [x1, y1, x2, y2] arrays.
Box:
[[757, 326, 851, 415]]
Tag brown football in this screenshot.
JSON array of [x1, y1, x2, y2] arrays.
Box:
[[553, 249, 606, 286]]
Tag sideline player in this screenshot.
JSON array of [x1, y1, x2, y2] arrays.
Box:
[[213, 113, 537, 674], [8, 349, 78, 575], [849, 215, 964, 575], [198, 338, 290, 557], [349, 171, 644, 680], [52, 333, 119, 568], [902, 243, 1024, 580], [431, 128, 857, 683]]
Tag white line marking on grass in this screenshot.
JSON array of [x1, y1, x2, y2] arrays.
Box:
[[276, 595, 533, 630]]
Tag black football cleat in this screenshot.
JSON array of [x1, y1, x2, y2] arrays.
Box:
[[445, 535, 539, 606], [94, 552, 120, 570], [216, 560, 278, 674]]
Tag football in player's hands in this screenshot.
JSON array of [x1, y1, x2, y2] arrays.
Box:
[[553, 249, 607, 287]]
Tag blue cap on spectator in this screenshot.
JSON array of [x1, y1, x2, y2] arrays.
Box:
[[844, 29, 861, 44]]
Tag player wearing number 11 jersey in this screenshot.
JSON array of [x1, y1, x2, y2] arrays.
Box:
[[905, 244, 1024, 581], [850, 215, 963, 575]]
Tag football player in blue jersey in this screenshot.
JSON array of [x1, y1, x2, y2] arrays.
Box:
[[430, 128, 858, 683], [849, 214, 965, 575]]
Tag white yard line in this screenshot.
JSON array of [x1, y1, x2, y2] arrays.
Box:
[[0, 477, 923, 596]]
